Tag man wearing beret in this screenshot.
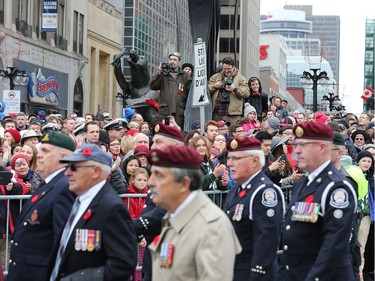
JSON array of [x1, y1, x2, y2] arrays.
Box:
[[150, 122, 184, 150], [149, 51, 191, 128], [8, 131, 76, 281], [223, 137, 285, 280], [147, 145, 241, 280], [279, 122, 357, 281], [48, 144, 137, 281]]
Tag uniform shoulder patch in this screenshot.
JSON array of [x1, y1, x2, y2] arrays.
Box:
[[261, 188, 278, 207], [329, 188, 349, 208]]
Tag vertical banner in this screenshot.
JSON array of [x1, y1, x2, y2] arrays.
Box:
[[42, 0, 58, 32], [3, 90, 20, 116]]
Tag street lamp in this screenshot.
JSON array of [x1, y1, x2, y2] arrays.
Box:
[[0, 67, 29, 90], [300, 69, 330, 112], [333, 105, 346, 115], [321, 92, 341, 111]]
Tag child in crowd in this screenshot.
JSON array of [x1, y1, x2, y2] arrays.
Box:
[[240, 103, 261, 133], [123, 167, 149, 281]]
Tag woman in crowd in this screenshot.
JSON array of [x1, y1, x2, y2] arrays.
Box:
[[356, 150, 374, 281], [122, 155, 141, 187], [120, 135, 135, 160], [20, 143, 38, 172], [240, 103, 261, 133], [10, 154, 34, 193], [211, 134, 227, 163], [351, 130, 372, 153], [11, 143, 22, 156], [183, 129, 200, 146], [188, 136, 228, 191]]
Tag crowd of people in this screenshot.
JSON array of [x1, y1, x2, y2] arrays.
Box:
[[0, 55, 372, 281]]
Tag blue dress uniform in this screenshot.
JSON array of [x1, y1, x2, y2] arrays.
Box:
[[279, 162, 357, 281], [133, 191, 166, 281], [224, 171, 285, 281], [7, 170, 75, 281]]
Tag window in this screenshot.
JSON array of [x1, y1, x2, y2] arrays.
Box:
[[0, 0, 4, 24], [73, 11, 78, 52], [15, 0, 31, 37]]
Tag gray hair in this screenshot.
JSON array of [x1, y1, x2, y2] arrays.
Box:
[[170, 167, 202, 191], [244, 149, 265, 167], [86, 160, 112, 177]]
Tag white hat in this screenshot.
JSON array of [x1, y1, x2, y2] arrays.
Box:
[[243, 103, 257, 118]]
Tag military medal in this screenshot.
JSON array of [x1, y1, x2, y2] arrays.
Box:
[[160, 243, 174, 268], [75, 229, 81, 251], [291, 202, 321, 223], [95, 230, 102, 251], [87, 229, 95, 252], [232, 204, 244, 221], [27, 209, 40, 225], [81, 229, 87, 251]]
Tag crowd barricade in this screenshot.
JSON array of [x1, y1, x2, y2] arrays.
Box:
[[0, 186, 294, 275]]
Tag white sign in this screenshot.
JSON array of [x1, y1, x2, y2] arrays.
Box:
[[3, 90, 21, 116], [192, 42, 209, 107]]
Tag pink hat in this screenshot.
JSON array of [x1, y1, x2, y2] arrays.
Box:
[[315, 112, 329, 123]]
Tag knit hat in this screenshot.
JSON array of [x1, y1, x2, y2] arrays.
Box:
[[266, 117, 280, 130], [243, 103, 257, 118], [315, 112, 329, 123], [5, 129, 21, 144], [10, 154, 30, 170], [357, 150, 373, 164], [181, 63, 194, 72]]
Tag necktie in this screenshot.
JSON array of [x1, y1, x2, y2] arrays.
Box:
[[50, 198, 81, 281]]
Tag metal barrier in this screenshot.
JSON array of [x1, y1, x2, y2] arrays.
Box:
[[0, 186, 292, 275], [0, 190, 229, 275]]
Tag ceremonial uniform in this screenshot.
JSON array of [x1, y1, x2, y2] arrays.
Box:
[[133, 191, 166, 281], [224, 171, 285, 281], [8, 170, 75, 281], [47, 182, 138, 280], [149, 190, 241, 281], [278, 122, 357, 281], [279, 163, 357, 280]]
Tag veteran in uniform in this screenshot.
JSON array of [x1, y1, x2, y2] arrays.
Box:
[[279, 122, 357, 281], [150, 122, 184, 149], [47, 144, 137, 281], [147, 145, 241, 281], [103, 118, 128, 140], [8, 132, 76, 281], [224, 137, 285, 281]]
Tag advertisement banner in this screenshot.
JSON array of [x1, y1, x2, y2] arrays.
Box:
[[42, 0, 58, 32]]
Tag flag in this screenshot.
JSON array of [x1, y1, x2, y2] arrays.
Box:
[[361, 86, 374, 102]]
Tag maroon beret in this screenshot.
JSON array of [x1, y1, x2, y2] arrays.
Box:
[[134, 145, 149, 156], [226, 137, 261, 151], [293, 121, 333, 141], [152, 122, 184, 141], [147, 146, 201, 169]]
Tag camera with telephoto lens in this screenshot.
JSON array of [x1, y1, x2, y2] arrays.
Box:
[[220, 78, 233, 104], [161, 62, 170, 70], [225, 78, 233, 86]]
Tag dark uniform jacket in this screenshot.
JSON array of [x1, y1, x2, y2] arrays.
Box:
[[47, 182, 138, 281], [279, 162, 357, 281], [223, 171, 285, 281], [7, 170, 75, 281]]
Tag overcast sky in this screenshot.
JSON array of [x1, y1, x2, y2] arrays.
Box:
[[260, 0, 375, 114]]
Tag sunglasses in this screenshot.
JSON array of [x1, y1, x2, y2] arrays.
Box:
[[67, 163, 95, 172], [355, 138, 364, 141]]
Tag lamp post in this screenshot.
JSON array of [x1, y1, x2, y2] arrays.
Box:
[[300, 69, 329, 112], [321, 92, 341, 111], [333, 105, 346, 115], [0, 67, 29, 90]]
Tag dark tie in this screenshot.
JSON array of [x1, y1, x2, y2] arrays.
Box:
[[50, 198, 81, 281]]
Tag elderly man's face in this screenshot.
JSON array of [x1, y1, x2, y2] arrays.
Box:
[[227, 151, 259, 185], [148, 166, 184, 212], [65, 161, 97, 196]]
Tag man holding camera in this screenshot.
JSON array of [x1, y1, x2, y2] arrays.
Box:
[[149, 52, 191, 128], [208, 57, 249, 125]]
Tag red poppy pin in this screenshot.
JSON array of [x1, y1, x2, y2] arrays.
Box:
[[239, 190, 246, 198], [153, 234, 160, 245], [83, 209, 92, 221], [82, 148, 92, 156], [31, 195, 39, 203], [305, 195, 314, 203]]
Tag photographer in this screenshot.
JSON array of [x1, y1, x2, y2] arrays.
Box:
[[149, 51, 191, 128], [208, 57, 249, 125]]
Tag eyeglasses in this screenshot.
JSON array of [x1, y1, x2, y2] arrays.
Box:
[[292, 142, 320, 149], [67, 163, 95, 172], [355, 138, 364, 141], [227, 155, 253, 162]]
